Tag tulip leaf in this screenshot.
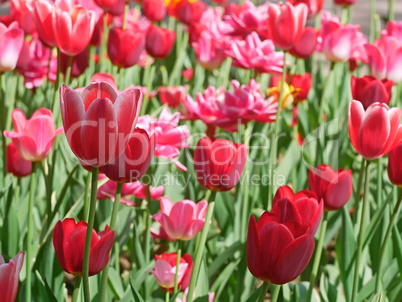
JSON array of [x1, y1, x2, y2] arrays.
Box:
[[245, 285, 262, 302], [130, 277, 145, 302], [1, 204, 19, 258], [208, 241, 242, 278], [212, 259, 240, 301], [169, 291, 181, 302], [108, 267, 125, 299], [276, 140, 301, 184], [34, 271, 58, 302], [391, 225, 402, 283]]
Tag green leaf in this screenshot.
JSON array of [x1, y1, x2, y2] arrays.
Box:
[[130, 277, 145, 302], [208, 241, 242, 278], [169, 291, 181, 302], [245, 285, 262, 302], [212, 260, 240, 301], [108, 267, 125, 299]]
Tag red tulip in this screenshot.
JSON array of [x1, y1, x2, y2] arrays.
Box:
[[194, 137, 248, 192], [52, 2, 96, 56], [388, 143, 402, 186], [53, 218, 115, 276], [288, 0, 323, 18], [247, 186, 322, 284], [0, 252, 24, 302], [182, 68, 194, 81], [173, 0, 206, 26], [309, 164, 353, 211], [7, 142, 32, 177], [101, 128, 155, 182], [348, 100, 402, 160], [107, 27, 145, 68], [351, 76, 393, 109], [145, 25, 176, 59], [150, 252, 193, 293], [289, 26, 318, 59], [94, 0, 125, 16], [142, 0, 167, 22], [27, 0, 57, 48], [4, 108, 63, 162], [267, 2, 308, 50], [59, 82, 143, 167], [159, 86, 187, 108], [334, 0, 357, 6], [290, 73, 312, 102]]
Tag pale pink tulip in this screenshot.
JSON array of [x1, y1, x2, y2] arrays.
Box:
[[0, 252, 24, 302], [4, 108, 63, 162], [0, 21, 24, 72], [152, 197, 208, 241]]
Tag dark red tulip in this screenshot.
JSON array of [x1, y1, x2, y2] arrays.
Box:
[[60, 49, 89, 79], [351, 76, 393, 110], [247, 186, 322, 284], [334, 0, 357, 6], [309, 164, 353, 211], [142, 0, 166, 22], [158, 86, 187, 108], [107, 27, 145, 68], [194, 137, 248, 192], [145, 25, 176, 59], [172, 0, 206, 26], [101, 128, 155, 182], [6, 142, 32, 177], [388, 143, 402, 186], [53, 218, 115, 276]]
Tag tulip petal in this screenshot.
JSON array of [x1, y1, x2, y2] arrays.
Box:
[[88, 230, 115, 276], [247, 215, 262, 279], [11, 109, 27, 133], [348, 100, 365, 153], [82, 82, 118, 111]]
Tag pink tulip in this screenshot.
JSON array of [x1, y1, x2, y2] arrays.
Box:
[[152, 197, 208, 241], [159, 86, 187, 108], [268, 2, 308, 50], [27, 0, 57, 47], [7, 142, 32, 177], [226, 31, 284, 74], [348, 100, 402, 160], [97, 174, 164, 206], [4, 108, 63, 162], [0, 252, 24, 302], [10, 0, 36, 34], [289, 26, 318, 59], [382, 21, 402, 42], [137, 107, 190, 171], [0, 22, 24, 72], [94, 0, 125, 16], [52, 0, 96, 56], [192, 31, 227, 70], [365, 36, 402, 83]]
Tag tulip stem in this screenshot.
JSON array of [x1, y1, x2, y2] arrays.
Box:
[[65, 56, 73, 87], [187, 191, 217, 302], [268, 51, 288, 210], [389, 0, 395, 21], [82, 167, 99, 302], [377, 157, 383, 206], [26, 162, 37, 302], [51, 48, 61, 116], [257, 282, 270, 302], [351, 160, 370, 302], [174, 240, 183, 294], [72, 277, 82, 302], [370, 0, 376, 43], [375, 189, 402, 293], [99, 181, 123, 302], [165, 290, 170, 302], [307, 211, 329, 302], [122, 4, 129, 30], [99, 13, 109, 73], [271, 285, 280, 302], [353, 160, 365, 223], [83, 173, 91, 221]]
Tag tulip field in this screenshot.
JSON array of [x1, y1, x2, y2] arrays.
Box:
[[2, 0, 402, 301]]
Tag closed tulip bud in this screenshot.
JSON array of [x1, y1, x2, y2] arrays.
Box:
[[107, 27, 145, 69], [159, 86, 187, 108], [194, 137, 248, 192], [59, 82, 142, 167], [7, 142, 32, 177], [102, 128, 155, 182], [0, 252, 24, 302], [289, 26, 318, 59], [152, 197, 208, 241], [0, 22, 24, 72], [53, 218, 115, 276], [247, 186, 322, 284], [150, 252, 193, 293], [351, 76, 393, 109], [268, 2, 308, 50], [387, 143, 402, 187], [142, 0, 167, 22], [146, 25, 176, 59], [309, 164, 353, 211], [348, 100, 402, 160], [4, 108, 63, 162]]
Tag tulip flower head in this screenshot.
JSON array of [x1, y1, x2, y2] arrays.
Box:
[[0, 252, 24, 302], [348, 100, 402, 160], [387, 143, 402, 187], [145, 25, 176, 59], [27, 0, 57, 47], [289, 26, 318, 59], [159, 86, 188, 108], [0, 21, 24, 72], [351, 76, 393, 109], [150, 252, 193, 293], [59, 82, 143, 167], [309, 164, 353, 211], [288, 0, 323, 18], [53, 218, 115, 276], [142, 0, 167, 22], [152, 197, 208, 241], [194, 137, 248, 192], [247, 186, 323, 284], [334, 0, 357, 6], [7, 142, 32, 177], [4, 108, 63, 162]]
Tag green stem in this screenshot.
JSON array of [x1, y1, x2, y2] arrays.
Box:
[[377, 158, 383, 205], [240, 125, 250, 243], [186, 191, 217, 302], [351, 160, 371, 302], [82, 167, 99, 302], [83, 173, 91, 221], [165, 290, 170, 302], [307, 211, 329, 301], [353, 160, 365, 223], [370, 0, 376, 43], [72, 277, 82, 302], [257, 282, 270, 302], [99, 13, 109, 72], [0, 72, 6, 182], [389, 0, 395, 21], [51, 48, 61, 116], [64, 55, 73, 87], [122, 4, 129, 30], [99, 181, 123, 302], [374, 189, 402, 292], [271, 285, 281, 302], [26, 162, 37, 302], [174, 240, 183, 294], [268, 51, 288, 210]]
